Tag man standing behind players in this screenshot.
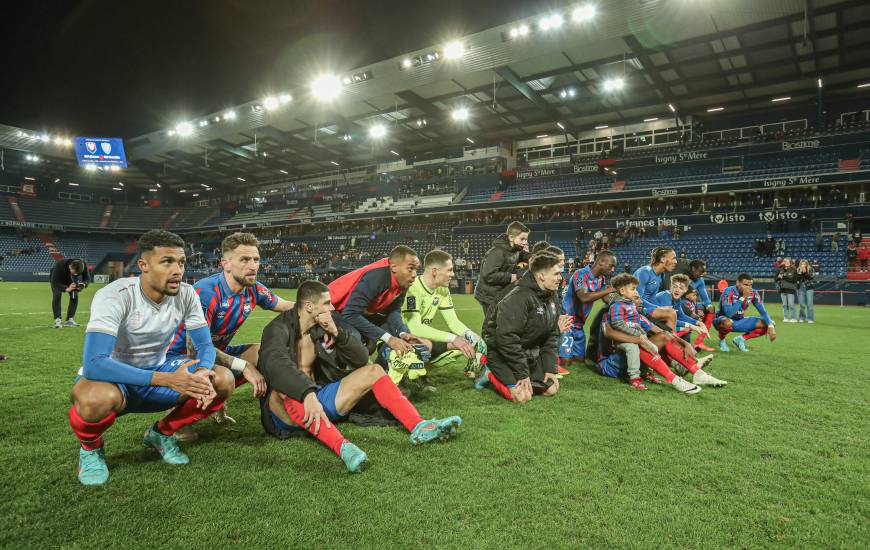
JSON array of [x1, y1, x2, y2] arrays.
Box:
[[560, 251, 616, 371], [50, 257, 90, 328], [167, 232, 294, 439], [474, 221, 530, 318], [402, 250, 486, 377], [67, 230, 233, 485]]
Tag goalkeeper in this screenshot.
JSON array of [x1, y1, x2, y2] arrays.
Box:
[[402, 250, 487, 382]]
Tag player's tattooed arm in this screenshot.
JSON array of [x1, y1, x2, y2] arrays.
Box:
[[185, 333, 232, 368]]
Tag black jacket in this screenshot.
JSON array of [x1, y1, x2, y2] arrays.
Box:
[[49, 258, 90, 287], [797, 269, 816, 289], [474, 234, 527, 306], [776, 266, 799, 293], [483, 272, 559, 383], [258, 306, 370, 402]]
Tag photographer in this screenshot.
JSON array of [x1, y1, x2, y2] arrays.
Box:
[[775, 258, 798, 323], [50, 258, 90, 328], [796, 259, 816, 324]]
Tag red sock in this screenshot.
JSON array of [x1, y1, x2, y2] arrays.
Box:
[[371, 374, 424, 432], [717, 322, 732, 340], [68, 406, 117, 451], [156, 397, 226, 436], [675, 329, 691, 338], [663, 340, 699, 374], [695, 311, 714, 346], [743, 326, 768, 341], [487, 371, 514, 401], [638, 348, 676, 383], [282, 397, 346, 456]]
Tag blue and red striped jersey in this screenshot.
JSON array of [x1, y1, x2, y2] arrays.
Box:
[[561, 266, 607, 329], [717, 285, 772, 325], [166, 271, 279, 355], [606, 300, 654, 333]]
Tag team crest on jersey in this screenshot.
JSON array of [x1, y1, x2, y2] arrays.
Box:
[[222, 301, 229, 309], [407, 296, 417, 310], [129, 310, 144, 329], [432, 297, 440, 306], [243, 303, 252, 314]]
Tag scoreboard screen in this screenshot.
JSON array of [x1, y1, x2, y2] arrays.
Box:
[[73, 137, 128, 168]]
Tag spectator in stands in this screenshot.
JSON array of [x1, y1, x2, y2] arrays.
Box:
[[815, 232, 824, 251], [50, 258, 91, 329], [764, 233, 776, 256], [796, 259, 815, 324], [853, 231, 863, 246], [777, 239, 787, 255], [811, 258, 821, 272], [753, 238, 764, 257], [776, 258, 798, 322], [679, 249, 688, 260]]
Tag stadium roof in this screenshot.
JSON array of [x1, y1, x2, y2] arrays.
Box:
[[4, 0, 870, 192]]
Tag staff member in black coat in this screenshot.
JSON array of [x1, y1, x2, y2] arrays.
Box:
[[473, 221, 530, 318], [49, 258, 90, 328], [476, 253, 562, 403]]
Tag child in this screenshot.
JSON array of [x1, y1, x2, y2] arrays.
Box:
[[599, 274, 727, 394]]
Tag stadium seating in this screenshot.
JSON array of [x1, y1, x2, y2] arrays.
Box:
[[566, 232, 850, 279]]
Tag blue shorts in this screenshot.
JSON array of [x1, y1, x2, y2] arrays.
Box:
[[595, 353, 626, 379], [269, 379, 347, 432], [223, 343, 253, 358], [558, 327, 587, 360], [714, 316, 765, 333], [104, 355, 190, 416]]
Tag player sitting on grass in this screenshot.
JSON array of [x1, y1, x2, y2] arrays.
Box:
[[258, 280, 461, 473], [168, 232, 295, 441], [652, 274, 710, 342], [559, 251, 616, 373], [596, 274, 726, 393], [402, 250, 486, 379], [68, 230, 232, 486], [673, 259, 717, 352], [714, 273, 777, 352], [475, 253, 562, 402]]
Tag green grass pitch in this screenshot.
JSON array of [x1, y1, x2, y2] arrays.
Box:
[[0, 281, 867, 548]]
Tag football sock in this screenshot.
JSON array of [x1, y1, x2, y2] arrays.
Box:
[[663, 340, 699, 374], [638, 348, 677, 383], [156, 398, 226, 436], [487, 371, 514, 401], [282, 397, 346, 456], [371, 374, 424, 432], [743, 326, 768, 341], [694, 311, 715, 347], [68, 406, 116, 451], [717, 323, 733, 340]]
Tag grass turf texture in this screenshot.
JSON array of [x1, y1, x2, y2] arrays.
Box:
[[0, 281, 867, 548]]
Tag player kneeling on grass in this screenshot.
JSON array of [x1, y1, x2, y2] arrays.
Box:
[[596, 273, 726, 393], [68, 230, 233, 486], [714, 273, 776, 352], [402, 250, 486, 379], [258, 280, 461, 473], [167, 232, 295, 441], [475, 253, 562, 402]]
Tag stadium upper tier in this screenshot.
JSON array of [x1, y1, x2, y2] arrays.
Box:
[[2, 130, 869, 231]]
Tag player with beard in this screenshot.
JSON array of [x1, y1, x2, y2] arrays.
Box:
[[68, 230, 231, 485], [167, 232, 294, 440]]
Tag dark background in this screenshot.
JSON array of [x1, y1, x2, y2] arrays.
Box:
[[0, 0, 544, 137]]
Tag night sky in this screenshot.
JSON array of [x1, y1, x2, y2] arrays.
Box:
[[1, 0, 544, 139]]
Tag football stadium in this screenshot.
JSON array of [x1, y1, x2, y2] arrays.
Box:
[[1, 1, 869, 547]]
